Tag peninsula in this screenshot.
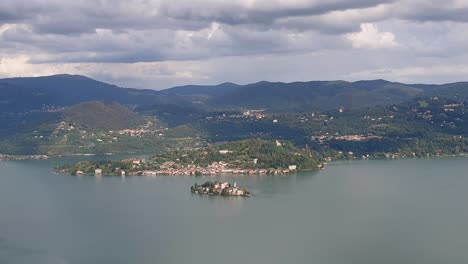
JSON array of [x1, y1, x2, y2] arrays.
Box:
[[56, 139, 322, 176]]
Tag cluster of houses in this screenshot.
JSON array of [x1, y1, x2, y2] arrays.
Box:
[[84, 158, 300, 176], [443, 103, 464, 112], [30, 105, 65, 113], [412, 101, 465, 121], [242, 110, 266, 119], [56, 121, 76, 132], [139, 161, 298, 176], [0, 154, 49, 161], [79, 162, 300, 177], [333, 134, 383, 141], [190, 181, 251, 197], [313, 134, 382, 143], [205, 109, 266, 121], [115, 121, 164, 137]]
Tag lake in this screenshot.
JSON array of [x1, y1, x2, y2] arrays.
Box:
[[1, 157, 467, 264]]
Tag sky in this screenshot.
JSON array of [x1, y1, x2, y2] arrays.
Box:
[[1, 0, 468, 89]]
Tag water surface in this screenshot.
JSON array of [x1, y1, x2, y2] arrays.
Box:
[[1, 157, 467, 264]]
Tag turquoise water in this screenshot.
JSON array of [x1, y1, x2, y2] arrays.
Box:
[[1, 157, 467, 264]]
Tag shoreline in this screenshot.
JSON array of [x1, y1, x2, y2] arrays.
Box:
[[0, 154, 50, 161], [5, 151, 468, 177], [0, 152, 155, 161], [56, 154, 468, 177], [56, 166, 314, 177], [54, 150, 468, 177]]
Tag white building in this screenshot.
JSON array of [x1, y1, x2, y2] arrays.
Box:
[[94, 168, 102, 176]]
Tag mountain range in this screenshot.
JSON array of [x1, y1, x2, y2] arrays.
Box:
[[2, 74, 467, 114], [0, 74, 467, 155]]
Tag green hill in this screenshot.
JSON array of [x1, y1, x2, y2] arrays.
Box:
[[422, 82, 468, 101], [0, 101, 180, 155], [61, 101, 147, 131]]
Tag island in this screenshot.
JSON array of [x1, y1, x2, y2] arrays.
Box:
[[55, 139, 323, 176], [191, 181, 251, 197]]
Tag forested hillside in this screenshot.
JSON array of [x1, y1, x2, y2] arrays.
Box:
[[1, 74, 467, 158]]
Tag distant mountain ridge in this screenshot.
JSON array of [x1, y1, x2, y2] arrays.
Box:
[[212, 80, 424, 111], [161, 78, 468, 111], [159, 82, 240, 97], [1, 74, 467, 114], [0, 74, 160, 113]]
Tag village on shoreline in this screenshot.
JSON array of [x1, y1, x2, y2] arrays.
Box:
[[71, 159, 314, 177], [0, 154, 50, 161], [54, 140, 322, 176]]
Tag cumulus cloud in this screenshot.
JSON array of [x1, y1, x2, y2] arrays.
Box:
[[1, 0, 468, 87], [0, 54, 211, 88], [346, 23, 398, 49]]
